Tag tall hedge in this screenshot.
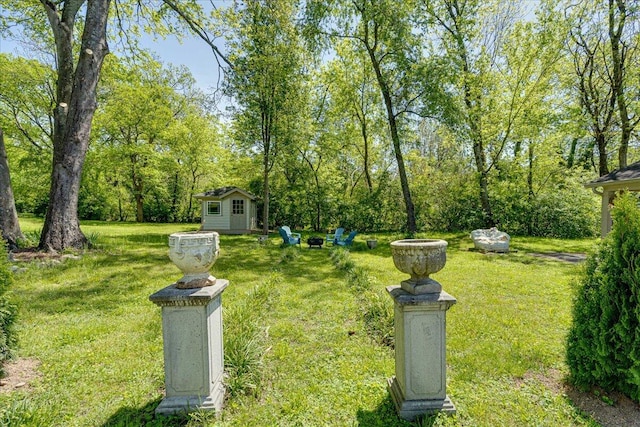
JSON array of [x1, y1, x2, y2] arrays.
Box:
[[0, 240, 18, 377], [566, 193, 640, 402]]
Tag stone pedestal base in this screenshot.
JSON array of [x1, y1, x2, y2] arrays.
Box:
[[387, 286, 456, 421], [388, 377, 455, 420], [155, 383, 225, 415], [150, 280, 229, 415]]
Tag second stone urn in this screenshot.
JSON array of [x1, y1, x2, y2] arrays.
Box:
[[390, 239, 447, 294], [168, 231, 219, 289]]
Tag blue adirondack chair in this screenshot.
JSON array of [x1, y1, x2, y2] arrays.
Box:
[[326, 227, 345, 245], [279, 226, 301, 246], [335, 230, 357, 247]]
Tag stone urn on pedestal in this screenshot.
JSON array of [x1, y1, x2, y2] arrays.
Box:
[[387, 239, 457, 420], [168, 231, 219, 288], [150, 231, 228, 415]]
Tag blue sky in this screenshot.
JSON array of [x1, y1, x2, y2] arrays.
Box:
[[136, 32, 222, 91]]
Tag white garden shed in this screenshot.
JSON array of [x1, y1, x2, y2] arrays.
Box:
[[194, 187, 257, 234]]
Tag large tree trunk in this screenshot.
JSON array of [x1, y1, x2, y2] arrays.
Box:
[[0, 128, 24, 249], [367, 51, 417, 235], [386, 103, 417, 234], [39, 0, 111, 251], [135, 192, 144, 223]]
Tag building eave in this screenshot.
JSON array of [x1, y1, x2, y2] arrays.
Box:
[[584, 177, 640, 190]]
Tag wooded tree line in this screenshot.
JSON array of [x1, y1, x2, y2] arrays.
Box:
[[1, 0, 638, 250]]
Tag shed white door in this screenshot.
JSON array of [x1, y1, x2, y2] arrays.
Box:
[[230, 199, 246, 230]]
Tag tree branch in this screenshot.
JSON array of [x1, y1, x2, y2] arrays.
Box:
[[161, 0, 233, 70]]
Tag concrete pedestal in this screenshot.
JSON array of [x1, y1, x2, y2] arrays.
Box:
[[386, 285, 456, 420], [149, 280, 228, 415]]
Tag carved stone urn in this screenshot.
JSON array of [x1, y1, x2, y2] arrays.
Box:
[[168, 231, 219, 289], [390, 239, 447, 294]]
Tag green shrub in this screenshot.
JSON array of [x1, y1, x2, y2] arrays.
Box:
[[420, 169, 598, 238], [0, 240, 18, 377], [566, 193, 640, 402]]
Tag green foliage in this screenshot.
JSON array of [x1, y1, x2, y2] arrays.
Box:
[[339, 186, 406, 233], [419, 171, 485, 233], [77, 180, 116, 221], [522, 187, 598, 238], [416, 167, 598, 238], [224, 277, 280, 398], [491, 175, 598, 238], [0, 240, 18, 377], [567, 193, 640, 402]]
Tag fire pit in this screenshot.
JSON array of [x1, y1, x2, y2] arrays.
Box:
[[307, 237, 324, 249]]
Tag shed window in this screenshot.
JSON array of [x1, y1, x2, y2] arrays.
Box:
[[232, 199, 244, 215], [207, 201, 221, 216]]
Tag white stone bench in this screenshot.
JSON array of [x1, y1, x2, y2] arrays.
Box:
[[471, 228, 510, 253]]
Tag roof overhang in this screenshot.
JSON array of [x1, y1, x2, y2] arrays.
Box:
[[584, 177, 640, 191], [194, 187, 257, 201]]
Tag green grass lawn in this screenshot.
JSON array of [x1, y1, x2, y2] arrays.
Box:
[[1, 219, 603, 426]]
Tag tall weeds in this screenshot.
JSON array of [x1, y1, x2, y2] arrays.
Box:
[[224, 274, 280, 398], [329, 248, 394, 347]]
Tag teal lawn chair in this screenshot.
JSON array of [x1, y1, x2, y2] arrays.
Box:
[[279, 226, 301, 246], [326, 227, 345, 245], [335, 230, 357, 247]]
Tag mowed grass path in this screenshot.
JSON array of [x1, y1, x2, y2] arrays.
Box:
[[2, 219, 602, 426]]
